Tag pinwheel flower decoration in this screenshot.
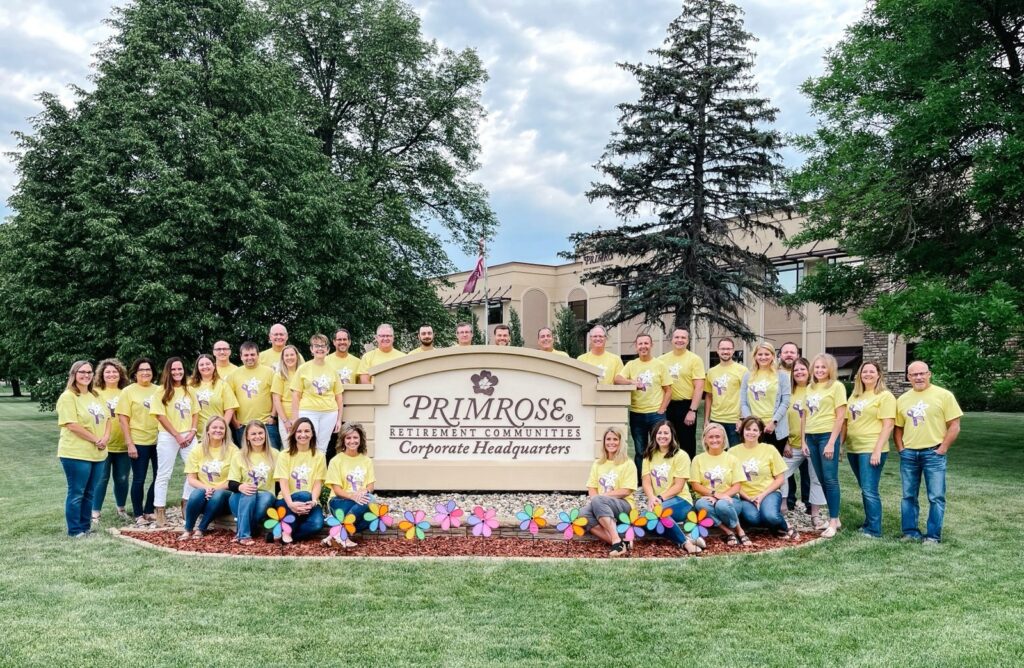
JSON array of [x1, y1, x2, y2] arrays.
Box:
[[263, 507, 294, 541], [398, 510, 430, 540], [515, 503, 547, 535], [644, 504, 675, 535], [363, 503, 394, 534], [433, 500, 464, 530], [467, 505, 500, 537], [616, 508, 646, 542], [326, 509, 357, 544], [555, 508, 588, 540], [683, 508, 714, 541]]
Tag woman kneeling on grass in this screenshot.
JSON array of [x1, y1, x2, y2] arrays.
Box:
[[580, 425, 638, 558], [641, 420, 703, 554], [179, 416, 234, 540], [228, 421, 277, 545], [273, 418, 326, 543], [736, 417, 798, 542], [690, 423, 749, 546], [323, 422, 375, 548]]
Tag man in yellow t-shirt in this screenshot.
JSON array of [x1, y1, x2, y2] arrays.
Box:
[[212, 340, 238, 379], [615, 333, 671, 483], [493, 325, 512, 346], [577, 325, 623, 385], [658, 327, 705, 458], [326, 328, 362, 386], [538, 327, 569, 357], [229, 341, 279, 448], [407, 324, 437, 355], [894, 361, 963, 543], [258, 323, 289, 371], [703, 337, 747, 447], [357, 324, 407, 384]]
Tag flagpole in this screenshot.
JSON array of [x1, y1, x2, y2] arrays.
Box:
[[481, 237, 489, 345]]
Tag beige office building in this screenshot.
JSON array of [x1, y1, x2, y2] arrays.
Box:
[[436, 212, 911, 390]]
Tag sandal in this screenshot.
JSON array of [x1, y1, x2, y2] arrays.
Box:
[[782, 528, 800, 541], [608, 541, 628, 558], [812, 516, 828, 531], [320, 536, 337, 547], [738, 534, 753, 546], [724, 534, 738, 546], [238, 538, 255, 546], [192, 530, 204, 540], [177, 531, 192, 541], [134, 516, 151, 527]]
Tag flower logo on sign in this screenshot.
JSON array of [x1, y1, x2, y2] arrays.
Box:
[[470, 370, 498, 396]]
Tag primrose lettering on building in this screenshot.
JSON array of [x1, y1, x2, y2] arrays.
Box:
[[343, 348, 631, 491]]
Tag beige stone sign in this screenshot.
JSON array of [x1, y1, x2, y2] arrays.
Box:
[[343, 347, 631, 490]]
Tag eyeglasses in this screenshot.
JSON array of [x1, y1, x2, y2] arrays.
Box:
[[213, 347, 230, 352], [311, 344, 328, 350]]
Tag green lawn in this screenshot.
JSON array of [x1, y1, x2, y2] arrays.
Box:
[[1, 396, 1021, 667]]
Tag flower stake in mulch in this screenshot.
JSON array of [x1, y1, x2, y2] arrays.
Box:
[[683, 509, 714, 541], [616, 508, 646, 544], [326, 509, 357, 549], [363, 502, 394, 538], [399, 510, 430, 540], [644, 504, 675, 536], [556, 508, 588, 540], [515, 503, 547, 537], [433, 500, 464, 532], [263, 507, 294, 543], [467, 505, 499, 538]]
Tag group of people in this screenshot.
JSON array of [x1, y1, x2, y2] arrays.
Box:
[[56, 321, 962, 551]]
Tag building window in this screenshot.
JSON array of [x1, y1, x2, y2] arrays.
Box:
[[619, 284, 632, 300], [568, 299, 587, 323], [774, 262, 803, 294], [826, 346, 863, 379], [487, 301, 503, 325]]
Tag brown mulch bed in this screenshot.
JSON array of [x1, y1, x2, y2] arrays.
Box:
[[118, 528, 819, 559]]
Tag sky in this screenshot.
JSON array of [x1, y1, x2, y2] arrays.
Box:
[[0, 0, 866, 271]]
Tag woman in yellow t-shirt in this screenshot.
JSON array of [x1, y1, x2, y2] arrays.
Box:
[[739, 342, 791, 455], [641, 420, 702, 554], [781, 358, 826, 518], [151, 357, 199, 527], [117, 358, 161, 526], [735, 417, 798, 542], [580, 425, 638, 557], [274, 418, 327, 543], [690, 423, 748, 546], [228, 421, 277, 545], [179, 416, 235, 540], [291, 334, 343, 456], [90, 358, 129, 524], [842, 361, 896, 538], [57, 361, 111, 537], [188, 353, 239, 437], [323, 422, 376, 548], [271, 344, 304, 446], [802, 353, 847, 537]]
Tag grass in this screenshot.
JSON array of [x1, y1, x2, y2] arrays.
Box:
[[0, 396, 1022, 667]]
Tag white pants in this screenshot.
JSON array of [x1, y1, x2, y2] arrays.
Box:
[[781, 447, 826, 506], [298, 409, 338, 454], [155, 431, 198, 506]]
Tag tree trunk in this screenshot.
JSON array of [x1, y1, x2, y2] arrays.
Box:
[[11, 378, 21, 397]]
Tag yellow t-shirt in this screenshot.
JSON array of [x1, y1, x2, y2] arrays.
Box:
[[641, 450, 693, 503], [787, 385, 807, 447], [290, 361, 343, 412], [586, 459, 638, 510], [56, 389, 108, 462], [706, 363, 748, 423], [846, 390, 897, 453], [548, 349, 569, 357], [325, 353, 362, 385], [116, 383, 162, 445], [804, 381, 848, 434], [734, 443, 788, 497], [192, 379, 240, 435], [228, 365, 275, 423], [184, 444, 233, 485], [259, 348, 283, 372], [271, 372, 296, 420], [406, 347, 433, 355], [273, 449, 327, 498], [325, 453, 376, 500], [97, 387, 126, 453], [658, 350, 706, 400], [745, 369, 780, 421], [150, 386, 196, 434], [690, 451, 744, 497], [356, 348, 406, 378], [577, 351, 624, 385], [228, 449, 277, 493], [622, 358, 671, 414], [216, 362, 239, 380], [895, 385, 963, 450]]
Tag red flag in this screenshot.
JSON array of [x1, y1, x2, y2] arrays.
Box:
[[463, 254, 485, 293]]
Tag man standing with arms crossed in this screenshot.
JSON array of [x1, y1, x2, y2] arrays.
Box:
[[703, 337, 747, 447], [615, 334, 671, 484], [895, 361, 962, 543], [658, 327, 705, 458], [577, 325, 623, 385]]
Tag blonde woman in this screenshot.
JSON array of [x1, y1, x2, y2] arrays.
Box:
[[690, 423, 748, 545], [56, 361, 110, 537], [150, 357, 199, 526], [228, 421, 277, 545], [91, 358, 129, 523], [580, 425, 638, 557], [271, 344, 304, 447], [780, 357, 826, 517], [843, 361, 896, 537], [802, 353, 847, 537], [290, 334, 343, 455], [179, 416, 235, 540], [189, 353, 239, 437], [739, 342, 791, 455]]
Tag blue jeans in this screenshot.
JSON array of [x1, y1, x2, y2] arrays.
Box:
[[805, 432, 842, 519], [93, 451, 131, 512], [714, 421, 741, 448], [184, 489, 232, 531], [629, 411, 665, 484], [899, 447, 946, 541], [233, 423, 282, 451], [60, 457, 104, 536], [658, 496, 693, 545], [695, 495, 739, 529], [738, 491, 788, 532], [327, 497, 372, 533], [847, 452, 888, 537], [277, 491, 324, 541], [229, 490, 275, 539], [129, 444, 157, 518]]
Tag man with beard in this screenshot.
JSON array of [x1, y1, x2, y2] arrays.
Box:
[[408, 325, 437, 354]]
